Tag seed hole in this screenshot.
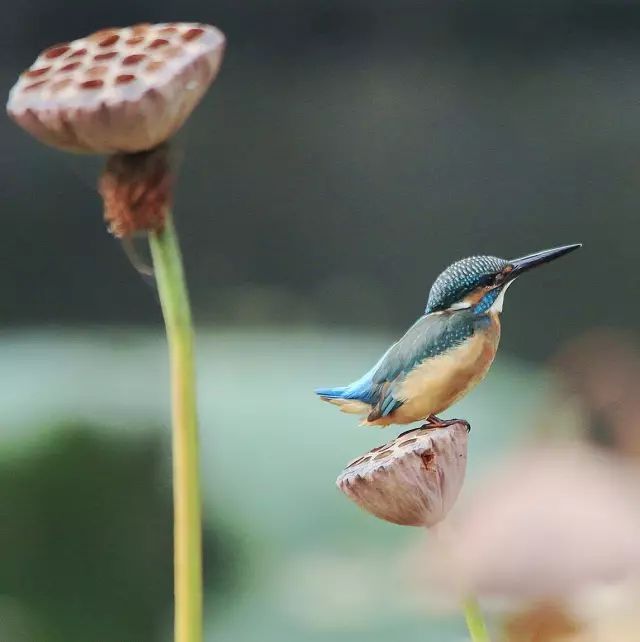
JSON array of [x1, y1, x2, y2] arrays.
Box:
[[115, 74, 136, 84], [99, 34, 120, 47], [68, 48, 87, 58], [59, 62, 82, 73], [122, 54, 146, 66], [159, 26, 178, 34], [126, 36, 145, 45], [374, 450, 394, 461], [398, 438, 419, 447], [79, 79, 104, 90], [44, 44, 70, 59], [90, 28, 117, 41], [183, 27, 204, 42], [346, 456, 366, 469], [24, 80, 48, 92], [24, 67, 51, 78], [163, 46, 183, 59], [131, 23, 150, 35], [94, 51, 118, 61], [147, 38, 169, 49], [86, 65, 108, 77], [146, 61, 165, 73], [346, 455, 372, 469], [51, 78, 73, 92]]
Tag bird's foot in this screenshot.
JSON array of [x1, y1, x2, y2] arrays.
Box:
[[424, 414, 471, 432], [397, 416, 471, 438]]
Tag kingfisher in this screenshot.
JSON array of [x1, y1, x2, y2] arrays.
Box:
[[316, 244, 581, 428]]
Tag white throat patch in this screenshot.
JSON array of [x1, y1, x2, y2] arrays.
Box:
[[490, 279, 515, 313]]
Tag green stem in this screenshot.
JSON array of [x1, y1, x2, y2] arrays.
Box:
[[462, 596, 491, 642], [149, 211, 202, 642]]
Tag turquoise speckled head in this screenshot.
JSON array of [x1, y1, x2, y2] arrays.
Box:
[[426, 256, 507, 313], [425, 244, 582, 314]]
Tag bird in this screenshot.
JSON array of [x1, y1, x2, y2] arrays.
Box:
[[316, 244, 581, 428]]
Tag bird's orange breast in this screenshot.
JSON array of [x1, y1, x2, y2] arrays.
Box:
[[371, 314, 501, 425]]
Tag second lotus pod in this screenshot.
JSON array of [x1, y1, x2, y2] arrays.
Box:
[[337, 423, 469, 527]]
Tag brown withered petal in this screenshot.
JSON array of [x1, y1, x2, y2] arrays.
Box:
[[503, 601, 640, 642], [99, 145, 172, 236], [336, 423, 468, 527], [7, 22, 225, 154], [502, 602, 584, 642]]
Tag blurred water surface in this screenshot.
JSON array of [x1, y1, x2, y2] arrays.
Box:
[[0, 327, 544, 641]]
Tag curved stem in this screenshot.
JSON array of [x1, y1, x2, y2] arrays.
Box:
[[462, 596, 491, 642], [149, 211, 202, 642]]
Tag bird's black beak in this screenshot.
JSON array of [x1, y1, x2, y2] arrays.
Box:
[[506, 243, 582, 280]]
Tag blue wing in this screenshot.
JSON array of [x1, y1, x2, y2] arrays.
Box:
[[316, 311, 479, 420]]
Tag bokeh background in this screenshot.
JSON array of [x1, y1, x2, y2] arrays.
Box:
[[0, 1, 637, 640]]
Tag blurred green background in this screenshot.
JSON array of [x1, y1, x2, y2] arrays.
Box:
[[0, 1, 633, 640]]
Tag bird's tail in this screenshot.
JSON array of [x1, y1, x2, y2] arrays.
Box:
[[315, 386, 371, 415], [314, 386, 348, 398]]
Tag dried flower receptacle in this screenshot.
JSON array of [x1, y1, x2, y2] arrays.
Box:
[[337, 423, 468, 527], [99, 145, 173, 237]]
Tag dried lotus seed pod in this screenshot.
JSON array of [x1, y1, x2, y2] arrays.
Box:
[[7, 22, 225, 154], [337, 423, 468, 527]]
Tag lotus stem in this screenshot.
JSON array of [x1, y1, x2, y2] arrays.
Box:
[[149, 210, 202, 642], [462, 595, 491, 642]]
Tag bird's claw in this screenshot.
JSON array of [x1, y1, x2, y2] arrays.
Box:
[[424, 414, 471, 432], [397, 417, 471, 439]]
